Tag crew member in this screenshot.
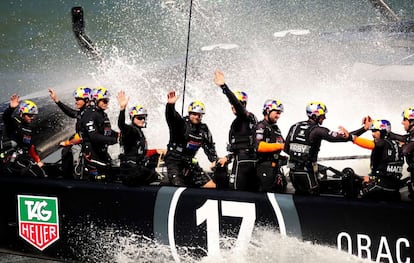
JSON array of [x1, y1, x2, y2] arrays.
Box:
[[401, 108, 414, 177], [285, 101, 369, 195], [389, 107, 414, 199], [163, 90, 218, 188], [49, 86, 91, 178], [116, 90, 160, 185], [256, 99, 287, 193], [353, 119, 404, 201], [2, 94, 45, 177], [214, 70, 258, 191], [80, 87, 119, 180]]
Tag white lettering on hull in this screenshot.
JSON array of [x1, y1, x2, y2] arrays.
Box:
[[337, 232, 410, 263]]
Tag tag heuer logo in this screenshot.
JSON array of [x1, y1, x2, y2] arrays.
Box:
[[17, 195, 59, 251]]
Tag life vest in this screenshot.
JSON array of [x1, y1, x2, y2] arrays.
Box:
[[81, 107, 113, 142], [80, 106, 117, 165], [1, 107, 39, 165], [256, 120, 284, 161], [287, 121, 318, 164], [75, 107, 87, 133], [168, 117, 209, 158], [405, 130, 414, 168], [7, 116, 33, 152], [371, 139, 404, 180], [228, 112, 257, 152], [121, 125, 147, 162]]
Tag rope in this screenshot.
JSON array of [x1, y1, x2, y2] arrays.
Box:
[[181, 0, 194, 115]]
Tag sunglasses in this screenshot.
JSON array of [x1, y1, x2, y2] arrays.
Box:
[[136, 116, 146, 120], [25, 114, 35, 118], [100, 99, 109, 104], [190, 112, 203, 117]]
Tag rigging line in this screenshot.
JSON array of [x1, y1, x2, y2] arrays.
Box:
[[181, 0, 194, 115]]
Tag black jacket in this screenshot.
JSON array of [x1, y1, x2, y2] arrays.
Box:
[[390, 130, 414, 167], [80, 105, 118, 162], [256, 119, 284, 161], [165, 103, 217, 162], [220, 84, 257, 155], [2, 106, 40, 162], [285, 119, 366, 164], [55, 101, 86, 133], [118, 109, 147, 162], [370, 138, 404, 178]]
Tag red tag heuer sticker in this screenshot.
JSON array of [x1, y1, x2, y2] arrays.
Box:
[[17, 195, 59, 251]]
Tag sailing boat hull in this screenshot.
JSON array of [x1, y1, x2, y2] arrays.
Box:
[[0, 174, 412, 262]]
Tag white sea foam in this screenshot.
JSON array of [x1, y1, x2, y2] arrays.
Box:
[[201, 44, 240, 51], [72, 226, 371, 263], [273, 29, 311, 38]]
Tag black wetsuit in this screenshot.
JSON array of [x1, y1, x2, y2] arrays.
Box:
[[390, 130, 414, 198], [118, 109, 158, 185], [390, 130, 414, 176], [164, 103, 218, 187], [363, 138, 404, 201], [285, 119, 366, 195], [79, 105, 118, 179], [2, 106, 45, 177], [54, 101, 86, 178], [220, 84, 258, 191], [255, 119, 287, 192], [55, 101, 85, 133], [404, 130, 414, 183]]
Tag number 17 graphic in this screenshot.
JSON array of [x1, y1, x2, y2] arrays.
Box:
[[196, 200, 256, 257]]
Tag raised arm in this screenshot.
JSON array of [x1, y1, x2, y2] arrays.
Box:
[[165, 90, 184, 128], [49, 88, 78, 118], [214, 70, 247, 117], [116, 90, 130, 131]]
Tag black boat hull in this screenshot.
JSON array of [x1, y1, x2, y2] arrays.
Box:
[[0, 174, 413, 262]]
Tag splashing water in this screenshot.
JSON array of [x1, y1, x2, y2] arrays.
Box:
[[79, 0, 414, 177], [68, 225, 370, 263]]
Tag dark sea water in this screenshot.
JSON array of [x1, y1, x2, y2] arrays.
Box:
[[1, 0, 414, 262]]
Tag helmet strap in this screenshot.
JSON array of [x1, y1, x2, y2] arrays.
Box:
[[380, 130, 388, 139], [310, 115, 318, 122], [409, 120, 414, 131]]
